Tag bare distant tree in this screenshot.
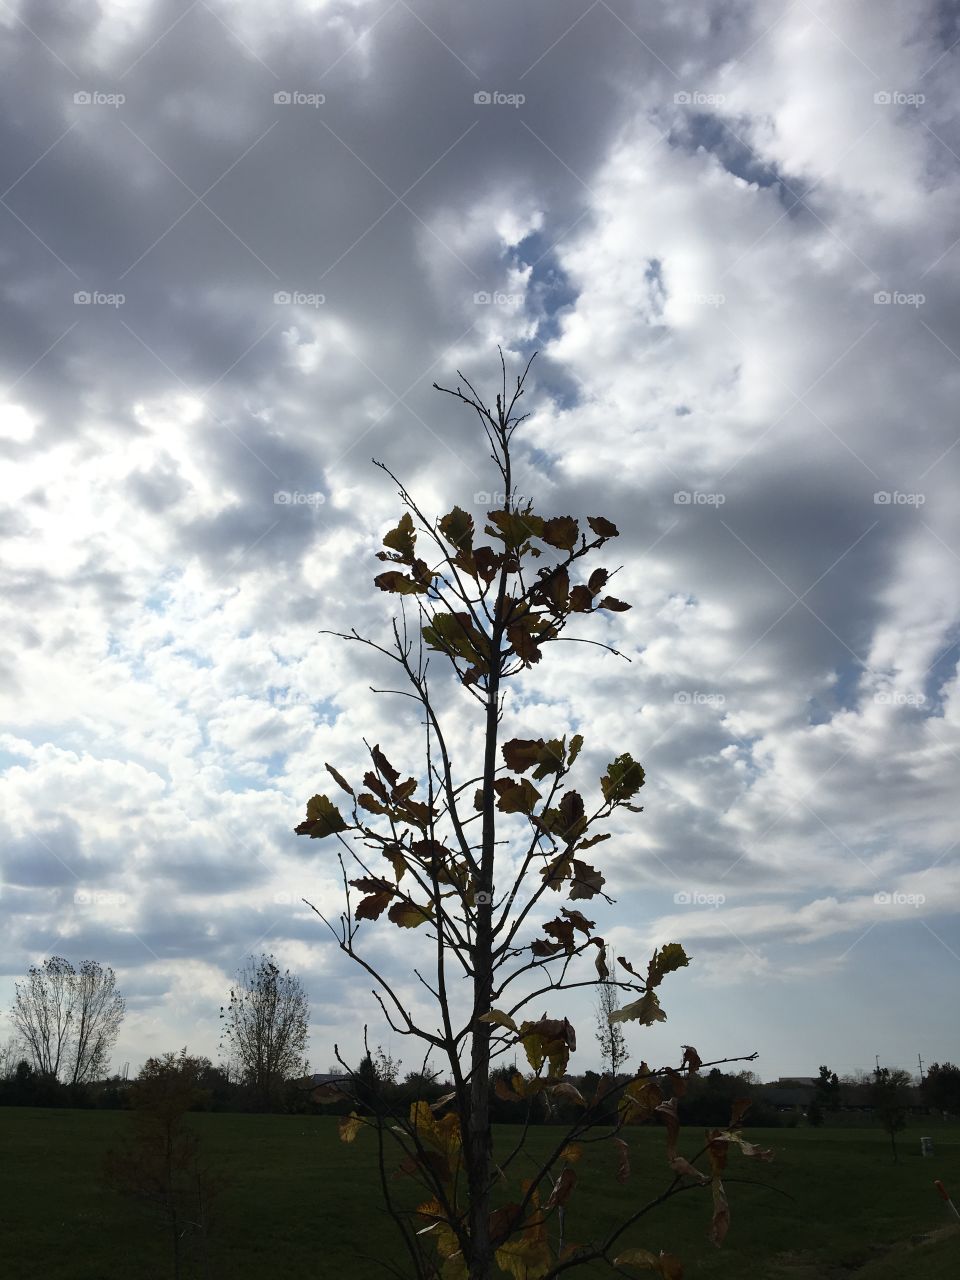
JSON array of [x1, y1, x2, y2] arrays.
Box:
[[595, 945, 629, 1077], [70, 960, 126, 1084], [220, 954, 309, 1105], [11, 956, 124, 1083]]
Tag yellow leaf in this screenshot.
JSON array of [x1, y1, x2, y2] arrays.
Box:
[[338, 1111, 363, 1143]]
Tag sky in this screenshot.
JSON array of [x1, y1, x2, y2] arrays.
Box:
[[1, 0, 959, 1084]]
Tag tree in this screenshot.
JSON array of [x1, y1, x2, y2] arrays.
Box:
[[104, 1049, 224, 1278], [595, 945, 629, 1077], [219, 954, 308, 1107], [11, 956, 124, 1084], [814, 1064, 840, 1112], [295, 355, 766, 1279], [871, 1065, 911, 1163], [924, 1062, 960, 1116]]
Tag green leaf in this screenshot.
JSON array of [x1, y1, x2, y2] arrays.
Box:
[[485, 508, 546, 551], [601, 753, 646, 803], [295, 794, 348, 838], [438, 506, 475, 556], [567, 734, 584, 766]]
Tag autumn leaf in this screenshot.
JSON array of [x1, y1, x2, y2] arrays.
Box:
[[708, 1180, 730, 1247], [599, 595, 631, 612], [609, 990, 666, 1026], [613, 1137, 630, 1184], [681, 1045, 702, 1073], [295, 794, 348, 839], [382, 511, 416, 560], [647, 943, 690, 989], [587, 515, 619, 539], [325, 762, 354, 796], [478, 1009, 518, 1033], [494, 777, 542, 815], [374, 569, 429, 595], [568, 859, 605, 900], [501, 738, 565, 780], [546, 1166, 577, 1209], [601, 753, 646, 803], [388, 900, 434, 928], [567, 733, 584, 766], [550, 1082, 587, 1106], [339, 1112, 364, 1142], [541, 515, 580, 550], [371, 744, 401, 788]]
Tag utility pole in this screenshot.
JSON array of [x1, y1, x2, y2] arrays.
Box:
[[918, 1053, 925, 1084]]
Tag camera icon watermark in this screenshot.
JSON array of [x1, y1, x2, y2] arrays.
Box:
[[873, 90, 924, 107], [274, 490, 326, 506], [674, 90, 726, 106], [273, 891, 293, 905], [874, 890, 925, 907], [873, 490, 925, 506], [274, 290, 325, 307], [274, 90, 325, 107], [674, 890, 726, 908], [74, 290, 125, 307], [473, 290, 525, 306], [873, 290, 925, 307], [874, 690, 925, 707], [473, 90, 525, 107], [674, 490, 725, 506], [73, 90, 125, 108], [674, 691, 725, 707], [74, 889, 126, 907]]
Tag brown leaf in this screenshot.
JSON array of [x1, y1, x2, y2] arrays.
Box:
[[546, 1166, 577, 1209], [371, 744, 401, 787], [568, 859, 605, 900], [587, 515, 619, 539], [708, 1180, 730, 1247], [598, 595, 631, 612], [324, 763, 354, 796], [681, 1045, 702, 1073], [542, 515, 580, 551]]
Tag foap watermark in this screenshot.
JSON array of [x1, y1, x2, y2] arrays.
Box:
[[874, 690, 926, 707], [74, 90, 125, 108], [274, 490, 325, 506], [692, 293, 725, 307], [473, 290, 525, 307], [674, 890, 726, 908], [674, 91, 726, 106], [874, 890, 925, 907], [474, 90, 525, 108], [674, 690, 725, 707], [74, 290, 125, 307], [473, 490, 528, 506], [874, 90, 924, 108], [874, 490, 925, 506], [274, 290, 325, 308], [874, 290, 925, 307], [74, 890, 127, 907], [274, 90, 326, 107], [674, 490, 725, 506]]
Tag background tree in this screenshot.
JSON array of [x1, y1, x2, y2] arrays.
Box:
[[219, 954, 308, 1108], [871, 1065, 911, 1163], [11, 956, 124, 1084], [923, 1062, 960, 1116], [595, 945, 629, 1077], [814, 1064, 840, 1113], [295, 355, 765, 1280]]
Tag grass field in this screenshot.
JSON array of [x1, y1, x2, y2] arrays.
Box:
[[3, 1109, 959, 1279]]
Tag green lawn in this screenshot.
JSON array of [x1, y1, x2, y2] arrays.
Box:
[[3, 1109, 959, 1278]]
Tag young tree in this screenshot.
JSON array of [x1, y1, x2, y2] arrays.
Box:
[[11, 956, 124, 1084], [871, 1065, 912, 1163], [219, 954, 308, 1107], [595, 946, 629, 1077], [296, 355, 766, 1279], [104, 1048, 224, 1278], [814, 1064, 840, 1112]]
